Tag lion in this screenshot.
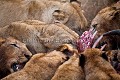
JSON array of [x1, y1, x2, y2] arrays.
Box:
[[91, 1, 120, 50], [0, 37, 32, 79], [79, 48, 120, 80], [0, 20, 79, 53], [0, 0, 87, 35], [51, 51, 85, 80], [77, 0, 118, 25], [1, 50, 69, 80]]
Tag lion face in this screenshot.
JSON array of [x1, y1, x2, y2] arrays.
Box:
[[0, 37, 32, 78], [91, 3, 120, 36], [90, 2, 120, 50]]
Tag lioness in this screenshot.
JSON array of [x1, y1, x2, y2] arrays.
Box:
[[0, 0, 87, 35], [0, 20, 79, 53], [91, 2, 120, 50]]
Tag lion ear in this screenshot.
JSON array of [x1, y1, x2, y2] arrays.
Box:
[[57, 44, 75, 57], [70, 0, 81, 5], [112, 11, 119, 20], [52, 10, 69, 24], [110, 7, 120, 20]]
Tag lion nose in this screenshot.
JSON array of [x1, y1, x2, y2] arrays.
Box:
[[91, 24, 98, 30], [23, 50, 32, 60], [24, 54, 31, 60]]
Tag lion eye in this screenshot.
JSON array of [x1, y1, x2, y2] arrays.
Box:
[[10, 44, 19, 48]]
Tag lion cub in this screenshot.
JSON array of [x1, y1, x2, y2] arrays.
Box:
[[80, 48, 120, 80], [2, 50, 68, 80], [51, 51, 85, 80]]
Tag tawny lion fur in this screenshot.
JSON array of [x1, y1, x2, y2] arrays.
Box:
[[0, 20, 79, 53], [0, 37, 32, 79], [0, 0, 87, 34], [91, 2, 120, 50], [51, 53, 85, 80], [80, 48, 120, 80], [1, 50, 67, 80]]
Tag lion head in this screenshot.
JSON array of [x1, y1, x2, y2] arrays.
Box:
[[0, 37, 32, 79], [91, 2, 120, 35], [91, 2, 120, 50]]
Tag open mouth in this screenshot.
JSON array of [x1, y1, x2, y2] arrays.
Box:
[[10, 53, 32, 72], [11, 62, 27, 72]]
